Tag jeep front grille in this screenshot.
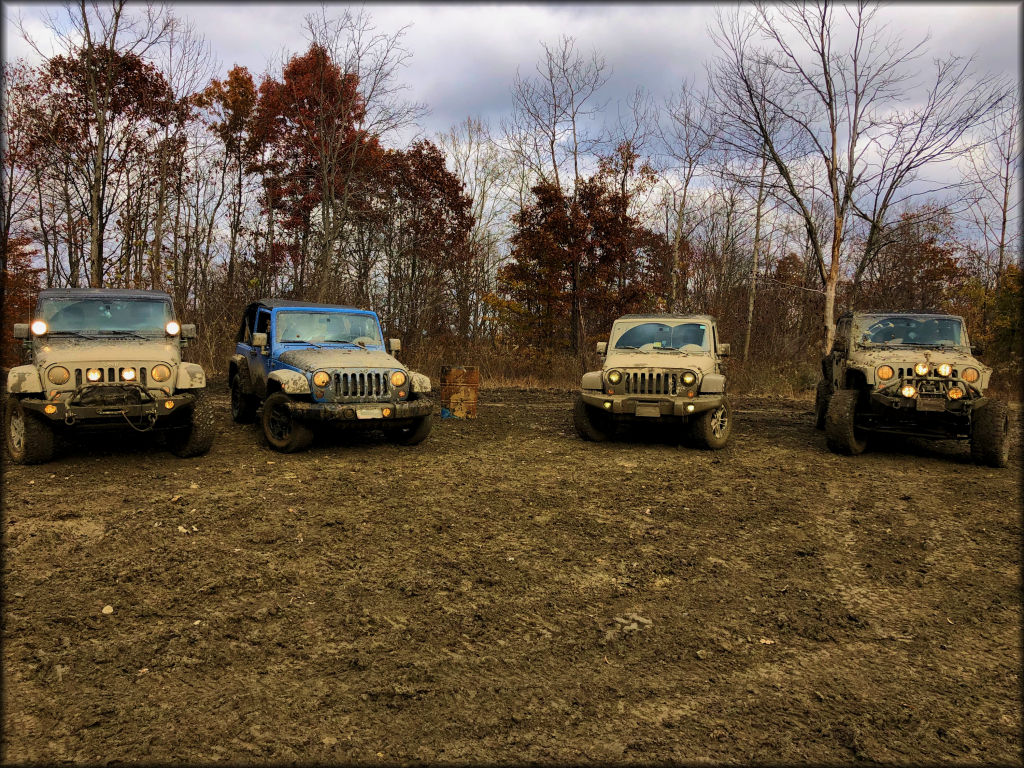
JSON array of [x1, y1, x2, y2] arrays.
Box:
[[624, 371, 688, 396], [331, 371, 390, 401]]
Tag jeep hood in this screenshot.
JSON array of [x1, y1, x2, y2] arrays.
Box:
[[277, 348, 403, 372], [33, 339, 181, 366], [605, 350, 716, 375]]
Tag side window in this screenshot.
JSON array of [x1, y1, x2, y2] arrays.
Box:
[[255, 310, 271, 338], [237, 307, 256, 344]]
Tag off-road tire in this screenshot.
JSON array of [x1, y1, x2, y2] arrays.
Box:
[[261, 392, 314, 453], [391, 413, 432, 446], [971, 399, 1009, 468], [166, 388, 215, 458], [230, 372, 258, 424], [825, 389, 868, 455], [573, 394, 612, 442], [5, 397, 55, 464], [814, 381, 830, 430], [689, 398, 732, 449]]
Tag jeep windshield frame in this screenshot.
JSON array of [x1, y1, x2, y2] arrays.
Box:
[[273, 310, 384, 348], [853, 313, 968, 350], [609, 321, 711, 353], [37, 296, 174, 336]]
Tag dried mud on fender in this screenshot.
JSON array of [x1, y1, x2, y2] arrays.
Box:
[[2, 391, 1020, 764]]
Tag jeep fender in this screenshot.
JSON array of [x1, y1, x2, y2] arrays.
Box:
[[228, 354, 247, 382], [268, 369, 310, 395], [581, 371, 603, 391], [175, 363, 207, 390], [7, 365, 43, 394], [410, 371, 431, 393], [699, 373, 725, 394]]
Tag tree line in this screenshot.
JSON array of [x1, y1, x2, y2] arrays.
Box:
[[3, 2, 1020, 390]]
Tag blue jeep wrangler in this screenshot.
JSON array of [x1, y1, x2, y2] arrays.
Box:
[[227, 299, 433, 452]]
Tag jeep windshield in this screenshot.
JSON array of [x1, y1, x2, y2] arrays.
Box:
[[275, 311, 382, 347], [39, 297, 173, 335], [610, 322, 710, 352], [855, 315, 965, 348]]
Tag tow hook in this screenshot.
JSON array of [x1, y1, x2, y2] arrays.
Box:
[[64, 412, 77, 425]]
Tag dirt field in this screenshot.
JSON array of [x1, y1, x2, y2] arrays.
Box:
[[3, 389, 1021, 764]]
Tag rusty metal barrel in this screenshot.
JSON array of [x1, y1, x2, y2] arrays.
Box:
[[439, 365, 479, 419]]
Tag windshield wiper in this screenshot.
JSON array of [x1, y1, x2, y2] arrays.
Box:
[[615, 345, 640, 350], [282, 340, 323, 348], [326, 339, 368, 348], [99, 330, 150, 340], [48, 330, 101, 340]]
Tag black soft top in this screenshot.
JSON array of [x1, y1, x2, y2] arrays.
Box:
[[249, 298, 362, 311], [38, 288, 172, 301]]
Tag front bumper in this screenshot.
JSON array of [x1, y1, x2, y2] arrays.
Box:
[[284, 397, 433, 423], [864, 389, 984, 439], [580, 391, 723, 418], [23, 385, 196, 427]]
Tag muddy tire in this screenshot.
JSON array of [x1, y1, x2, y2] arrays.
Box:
[[392, 413, 432, 446], [814, 381, 830, 430], [573, 394, 612, 442], [166, 388, 215, 458], [230, 372, 258, 424], [825, 389, 868, 455], [971, 399, 1009, 468], [261, 392, 314, 453], [689, 399, 732, 449], [5, 397, 55, 465]]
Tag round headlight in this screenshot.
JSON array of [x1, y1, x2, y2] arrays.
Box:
[[900, 384, 917, 398], [936, 363, 952, 377], [390, 370, 407, 387], [682, 372, 696, 386], [30, 320, 47, 336], [86, 368, 102, 382], [607, 370, 622, 385], [877, 365, 894, 381], [313, 370, 330, 388], [165, 321, 181, 336], [962, 367, 980, 383], [947, 387, 963, 400], [151, 364, 172, 382], [47, 366, 70, 385], [914, 362, 929, 376], [121, 368, 136, 381]]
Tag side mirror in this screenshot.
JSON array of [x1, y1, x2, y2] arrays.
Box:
[[971, 343, 984, 356], [180, 323, 197, 339], [389, 338, 401, 354], [252, 332, 268, 349], [13, 324, 29, 339], [596, 341, 607, 355], [718, 343, 731, 357]]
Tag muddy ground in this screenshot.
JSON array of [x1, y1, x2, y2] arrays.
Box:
[[3, 389, 1021, 764]]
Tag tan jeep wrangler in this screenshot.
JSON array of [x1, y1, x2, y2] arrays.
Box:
[[574, 314, 733, 448], [5, 288, 214, 464], [816, 311, 1009, 466]]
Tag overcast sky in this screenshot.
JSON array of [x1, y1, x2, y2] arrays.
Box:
[[4, 2, 1020, 146]]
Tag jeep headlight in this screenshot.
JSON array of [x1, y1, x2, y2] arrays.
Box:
[[936, 363, 952, 377], [877, 365, 894, 381], [86, 368, 102, 382], [914, 362, 929, 376], [390, 370, 407, 387], [151, 364, 172, 382], [47, 366, 70, 384], [313, 370, 330, 388], [962, 367, 979, 383], [681, 371, 696, 386], [607, 370, 622, 385]]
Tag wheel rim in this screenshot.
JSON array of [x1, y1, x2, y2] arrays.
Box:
[[710, 406, 728, 439], [267, 401, 292, 441], [9, 407, 25, 452]]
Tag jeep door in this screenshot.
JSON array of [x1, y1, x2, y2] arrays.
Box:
[[248, 308, 272, 396]]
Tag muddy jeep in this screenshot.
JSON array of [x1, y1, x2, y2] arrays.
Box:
[[816, 311, 1009, 466], [574, 314, 732, 448], [228, 299, 433, 452], [5, 288, 214, 464]]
